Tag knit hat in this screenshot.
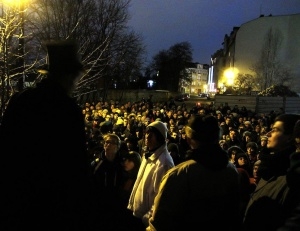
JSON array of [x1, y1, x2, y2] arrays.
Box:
[[147, 121, 168, 139], [254, 160, 261, 166], [244, 121, 251, 125], [246, 142, 258, 150], [235, 152, 249, 162], [260, 136, 268, 141], [243, 131, 252, 137]]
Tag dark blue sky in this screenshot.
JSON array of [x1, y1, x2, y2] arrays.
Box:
[[128, 0, 300, 65]]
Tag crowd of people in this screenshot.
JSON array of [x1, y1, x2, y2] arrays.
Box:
[[82, 96, 300, 230], [1, 39, 300, 231]]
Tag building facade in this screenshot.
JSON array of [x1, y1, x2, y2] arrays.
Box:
[[182, 63, 209, 94], [210, 13, 300, 94]]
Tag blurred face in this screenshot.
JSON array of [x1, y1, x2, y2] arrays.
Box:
[[229, 151, 236, 163], [225, 118, 231, 125], [237, 156, 248, 166], [123, 159, 135, 172], [245, 136, 252, 142], [247, 147, 255, 155], [261, 139, 267, 147], [229, 130, 237, 140], [253, 165, 259, 179], [266, 121, 291, 152], [104, 138, 119, 161], [171, 132, 177, 139], [145, 131, 159, 150]]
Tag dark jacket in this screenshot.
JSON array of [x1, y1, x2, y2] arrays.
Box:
[[0, 78, 99, 230], [243, 147, 300, 231], [277, 152, 300, 231], [148, 145, 240, 231]]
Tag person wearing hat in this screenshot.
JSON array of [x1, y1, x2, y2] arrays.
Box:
[[146, 114, 240, 231], [241, 130, 254, 152], [0, 40, 100, 229], [258, 135, 269, 158], [245, 141, 259, 169], [127, 121, 174, 229]]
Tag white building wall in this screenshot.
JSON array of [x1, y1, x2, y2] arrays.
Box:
[[234, 13, 300, 93]]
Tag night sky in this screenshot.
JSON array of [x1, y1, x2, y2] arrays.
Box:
[[128, 0, 300, 65]]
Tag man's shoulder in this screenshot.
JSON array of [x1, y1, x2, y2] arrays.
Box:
[[167, 159, 198, 174]]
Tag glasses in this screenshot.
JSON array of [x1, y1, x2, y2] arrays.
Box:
[[104, 140, 117, 145]]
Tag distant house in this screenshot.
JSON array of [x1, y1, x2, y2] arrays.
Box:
[[182, 62, 209, 94]]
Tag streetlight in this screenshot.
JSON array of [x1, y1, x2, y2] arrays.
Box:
[[224, 68, 235, 86]]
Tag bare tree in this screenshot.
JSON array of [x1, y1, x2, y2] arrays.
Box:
[[234, 73, 258, 95], [150, 41, 193, 92], [0, 3, 40, 117], [251, 27, 293, 91], [0, 0, 145, 117], [28, 0, 145, 99]]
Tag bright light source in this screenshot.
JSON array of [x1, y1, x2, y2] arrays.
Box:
[[224, 67, 239, 86]]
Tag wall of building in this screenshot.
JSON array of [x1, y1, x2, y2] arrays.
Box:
[[234, 13, 300, 93]]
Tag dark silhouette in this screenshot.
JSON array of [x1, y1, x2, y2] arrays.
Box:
[[0, 40, 99, 230]]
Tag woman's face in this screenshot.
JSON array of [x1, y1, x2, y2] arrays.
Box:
[[123, 159, 135, 172], [237, 156, 248, 166], [230, 151, 236, 161], [266, 121, 291, 152]]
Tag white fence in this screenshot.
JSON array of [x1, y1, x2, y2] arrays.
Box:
[[215, 95, 300, 114]]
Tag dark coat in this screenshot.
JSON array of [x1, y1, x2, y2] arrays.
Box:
[[0, 78, 99, 230], [243, 147, 300, 231], [148, 145, 240, 231]]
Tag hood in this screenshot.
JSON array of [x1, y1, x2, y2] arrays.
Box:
[[185, 144, 229, 170]]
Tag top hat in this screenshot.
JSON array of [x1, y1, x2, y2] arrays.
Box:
[[38, 40, 83, 74]]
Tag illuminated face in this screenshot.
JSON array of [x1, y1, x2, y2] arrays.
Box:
[[266, 121, 290, 152], [229, 130, 237, 139], [229, 151, 236, 163], [171, 132, 177, 139], [104, 138, 119, 161], [247, 147, 255, 155], [253, 165, 259, 179], [145, 131, 159, 150], [237, 156, 248, 166]]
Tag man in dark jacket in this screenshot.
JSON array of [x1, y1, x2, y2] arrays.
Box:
[[243, 114, 300, 231], [0, 40, 99, 230], [147, 114, 240, 231]]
